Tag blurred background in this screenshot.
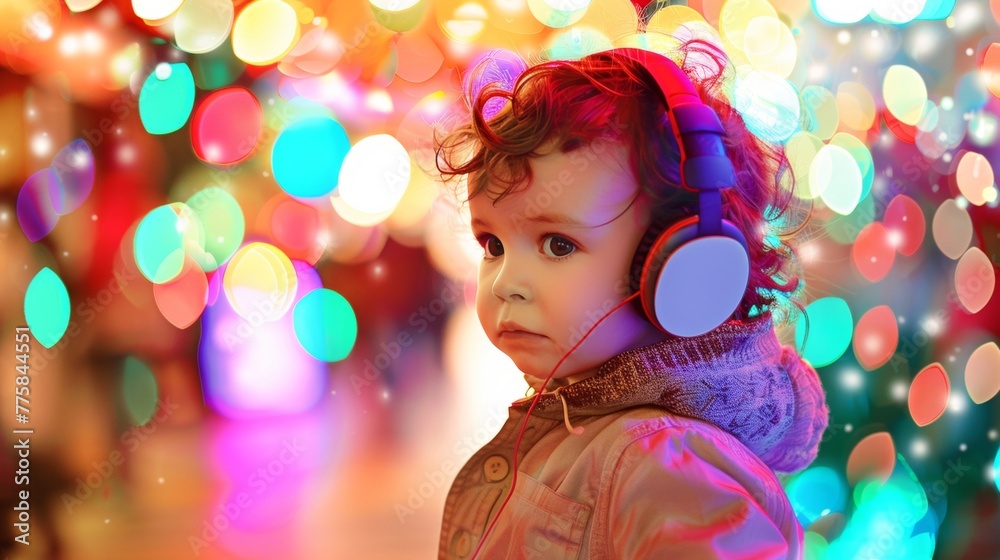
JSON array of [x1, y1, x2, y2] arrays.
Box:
[[0, 0, 999, 558]]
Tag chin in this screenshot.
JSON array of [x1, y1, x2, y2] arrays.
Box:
[[511, 357, 539, 373], [512, 359, 553, 380]]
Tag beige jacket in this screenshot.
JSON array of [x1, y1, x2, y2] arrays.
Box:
[[439, 318, 828, 559]]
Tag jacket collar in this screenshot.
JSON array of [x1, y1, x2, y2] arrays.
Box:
[[510, 317, 794, 455]]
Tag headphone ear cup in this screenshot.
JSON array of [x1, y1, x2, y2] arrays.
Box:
[[637, 216, 699, 327], [629, 217, 673, 294], [639, 217, 751, 337], [629, 216, 673, 317]]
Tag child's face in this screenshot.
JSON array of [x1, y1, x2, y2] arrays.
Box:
[[470, 142, 668, 386]]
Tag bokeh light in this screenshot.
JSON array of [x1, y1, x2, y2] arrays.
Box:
[[394, 32, 444, 83], [915, 100, 940, 134], [337, 134, 411, 215], [872, 0, 927, 23], [853, 305, 898, 371], [984, 43, 1000, 98], [132, 0, 182, 21], [954, 247, 996, 313], [330, 192, 395, 227], [995, 446, 1000, 493], [152, 254, 209, 329], [799, 86, 839, 140], [719, 0, 776, 48], [732, 67, 801, 143], [66, 0, 102, 12], [786, 131, 825, 199], [967, 110, 998, 146], [257, 194, 327, 264], [49, 138, 95, 215], [813, 0, 871, 24], [829, 132, 874, 201], [931, 199, 972, 259], [16, 168, 60, 242], [436, 1, 489, 43], [883, 195, 925, 256], [231, 0, 301, 66], [292, 289, 358, 362], [852, 222, 895, 282], [828, 455, 933, 558], [954, 151, 994, 206], [965, 341, 1000, 404], [836, 82, 877, 131], [191, 88, 262, 165], [908, 363, 950, 427], [645, 5, 707, 39], [813, 145, 863, 215], [279, 25, 343, 78], [527, 0, 591, 29], [788, 466, 847, 527], [109, 42, 142, 90], [23, 267, 70, 349], [133, 202, 202, 284], [743, 15, 796, 77], [199, 260, 325, 419], [545, 26, 614, 60], [184, 186, 246, 273], [272, 116, 351, 199], [223, 242, 298, 323], [846, 432, 896, 486], [369, 0, 428, 33], [138, 63, 196, 135], [796, 297, 854, 368], [122, 356, 159, 425], [884, 65, 929, 126], [463, 49, 527, 122], [804, 530, 831, 559], [175, 0, 235, 54], [954, 70, 989, 115]]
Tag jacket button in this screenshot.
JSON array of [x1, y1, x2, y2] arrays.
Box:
[[454, 530, 471, 557], [483, 455, 509, 482]]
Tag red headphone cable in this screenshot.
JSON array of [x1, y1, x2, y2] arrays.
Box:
[[469, 291, 642, 559]]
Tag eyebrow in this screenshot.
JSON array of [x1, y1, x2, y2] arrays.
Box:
[[471, 212, 588, 230]]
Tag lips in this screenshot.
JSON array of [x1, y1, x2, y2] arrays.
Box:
[[498, 331, 546, 347], [497, 321, 545, 338]]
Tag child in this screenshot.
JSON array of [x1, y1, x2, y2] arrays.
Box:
[[433, 39, 829, 559]]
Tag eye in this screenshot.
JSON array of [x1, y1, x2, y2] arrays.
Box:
[[477, 234, 504, 258], [542, 235, 576, 259]]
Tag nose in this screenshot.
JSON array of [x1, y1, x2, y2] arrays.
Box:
[[491, 253, 532, 302]]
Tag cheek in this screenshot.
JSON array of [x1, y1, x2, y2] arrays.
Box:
[[552, 263, 632, 329], [543, 281, 590, 332], [475, 273, 495, 324]]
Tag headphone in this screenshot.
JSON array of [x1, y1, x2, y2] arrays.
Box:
[[617, 47, 751, 338], [469, 47, 752, 558]]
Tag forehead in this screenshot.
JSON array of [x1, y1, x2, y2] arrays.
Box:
[[469, 142, 639, 227]]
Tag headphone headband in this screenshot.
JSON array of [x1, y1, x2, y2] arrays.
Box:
[[603, 47, 751, 337], [602, 48, 736, 237]]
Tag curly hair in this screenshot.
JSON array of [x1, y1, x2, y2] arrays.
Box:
[[433, 39, 807, 324]]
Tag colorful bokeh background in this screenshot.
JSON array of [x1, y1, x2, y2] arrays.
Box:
[[1, 0, 999, 558]]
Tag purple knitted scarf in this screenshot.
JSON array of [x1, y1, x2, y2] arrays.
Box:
[[512, 316, 830, 474]]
